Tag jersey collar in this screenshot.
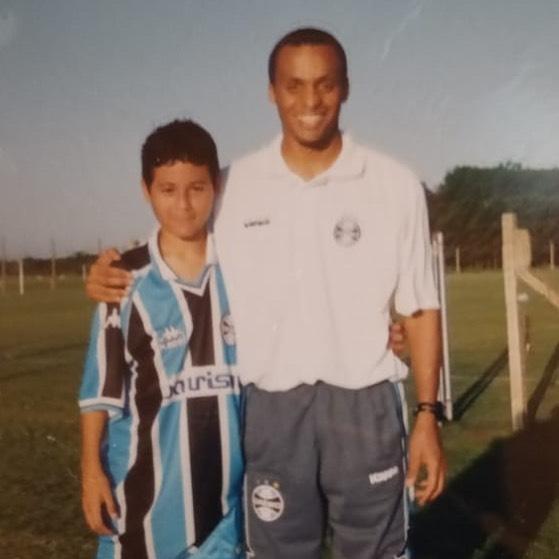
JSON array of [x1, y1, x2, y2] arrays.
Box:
[[265, 132, 366, 185], [148, 228, 216, 287]]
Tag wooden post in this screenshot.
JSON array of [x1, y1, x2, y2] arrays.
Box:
[[50, 239, 57, 290], [455, 246, 461, 273], [1, 237, 6, 294], [550, 240, 555, 270], [18, 259, 24, 296], [502, 213, 527, 430]]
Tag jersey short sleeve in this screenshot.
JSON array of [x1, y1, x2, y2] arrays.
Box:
[[393, 179, 440, 316], [79, 302, 127, 417]]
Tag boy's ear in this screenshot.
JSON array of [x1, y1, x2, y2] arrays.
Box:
[[141, 180, 151, 202], [213, 174, 222, 195]]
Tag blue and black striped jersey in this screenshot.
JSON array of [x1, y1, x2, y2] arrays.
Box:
[[80, 232, 244, 559]]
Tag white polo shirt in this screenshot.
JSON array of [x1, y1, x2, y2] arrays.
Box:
[[214, 134, 439, 391]]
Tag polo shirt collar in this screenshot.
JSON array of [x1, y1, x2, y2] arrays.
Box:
[[148, 228, 216, 286], [265, 132, 366, 183]]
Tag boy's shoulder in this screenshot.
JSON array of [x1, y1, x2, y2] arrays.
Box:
[[113, 243, 151, 273]]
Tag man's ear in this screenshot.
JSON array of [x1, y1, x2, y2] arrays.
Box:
[[342, 79, 350, 103], [268, 82, 277, 105]]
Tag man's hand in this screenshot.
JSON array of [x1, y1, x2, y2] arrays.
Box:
[[402, 309, 446, 505], [388, 321, 406, 357], [81, 468, 118, 535], [86, 248, 131, 303], [406, 412, 446, 506]]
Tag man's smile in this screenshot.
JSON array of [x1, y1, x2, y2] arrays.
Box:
[[297, 114, 325, 128]]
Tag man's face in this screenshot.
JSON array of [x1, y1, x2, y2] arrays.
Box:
[[269, 44, 348, 149], [143, 161, 215, 242]]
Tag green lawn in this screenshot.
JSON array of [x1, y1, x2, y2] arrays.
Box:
[[0, 272, 558, 558], [411, 270, 559, 559], [0, 278, 95, 558]]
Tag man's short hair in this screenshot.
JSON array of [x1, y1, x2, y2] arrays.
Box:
[[141, 119, 220, 188], [268, 27, 348, 85]]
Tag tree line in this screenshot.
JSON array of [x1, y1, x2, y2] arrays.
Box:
[[2, 252, 96, 277], [3, 164, 558, 273], [426, 163, 559, 269]]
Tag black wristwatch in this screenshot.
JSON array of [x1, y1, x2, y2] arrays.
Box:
[[413, 401, 445, 422]]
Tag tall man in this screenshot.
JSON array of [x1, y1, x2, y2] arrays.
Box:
[[88, 27, 445, 559]]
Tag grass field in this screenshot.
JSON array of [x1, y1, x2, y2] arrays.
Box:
[[1, 272, 558, 559]]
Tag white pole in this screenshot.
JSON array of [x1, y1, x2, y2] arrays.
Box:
[[433, 232, 453, 420], [18, 258, 24, 296], [550, 240, 555, 270], [502, 213, 526, 430], [455, 246, 461, 274], [50, 238, 57, 290]]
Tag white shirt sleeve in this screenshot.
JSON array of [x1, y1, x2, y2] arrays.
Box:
[[394, 180, 440, 316]]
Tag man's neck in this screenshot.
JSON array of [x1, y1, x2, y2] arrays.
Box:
[[281, 131, 343, 181], [158, 229, 208, 283]]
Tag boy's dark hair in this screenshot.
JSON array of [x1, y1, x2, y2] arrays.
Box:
[[141, 119, 219, 188], [268, 27, 348, 86]]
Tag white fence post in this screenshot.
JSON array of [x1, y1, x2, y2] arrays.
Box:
[[50, 239, 57, 290], [18, 258, 25, 296], [432, 232, 453, 420]]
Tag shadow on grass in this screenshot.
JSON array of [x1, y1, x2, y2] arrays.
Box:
[[452, 349, 508, 421], [410, 406, 559, 558], [526, 342, 559, 424]]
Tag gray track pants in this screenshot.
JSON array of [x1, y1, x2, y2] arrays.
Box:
[[244, 381, 409, 559]]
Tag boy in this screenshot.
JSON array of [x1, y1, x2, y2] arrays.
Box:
[[79, 119, 244, 559]]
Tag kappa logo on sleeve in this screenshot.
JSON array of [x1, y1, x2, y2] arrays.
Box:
[[104, 308, 121, 329]]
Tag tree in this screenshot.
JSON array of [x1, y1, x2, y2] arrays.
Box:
[[428, 164, 559, 268]]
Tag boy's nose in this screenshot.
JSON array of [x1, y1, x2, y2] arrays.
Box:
[[178, 189, 192, 209]]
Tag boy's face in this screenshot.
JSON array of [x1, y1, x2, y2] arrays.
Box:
[[143, 161, 215, 242], [269, 44, 348, 149]]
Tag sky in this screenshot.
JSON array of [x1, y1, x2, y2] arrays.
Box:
[[1, 0, 558, 257]]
